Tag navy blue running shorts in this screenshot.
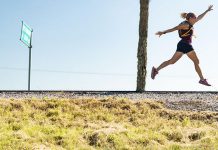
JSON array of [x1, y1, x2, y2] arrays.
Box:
[[176, 40, 194, 54]]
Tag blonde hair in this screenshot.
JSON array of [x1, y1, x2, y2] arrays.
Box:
[[180, 12, 196, 20], [181, 13, 187, 19]]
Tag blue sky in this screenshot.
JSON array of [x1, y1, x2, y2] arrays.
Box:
[[0, 0, 217, 91]]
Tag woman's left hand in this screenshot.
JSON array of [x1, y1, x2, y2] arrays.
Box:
[[207, 5, 213, 11]]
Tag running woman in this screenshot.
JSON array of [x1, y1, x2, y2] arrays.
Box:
[[151, 5, 213, 86]]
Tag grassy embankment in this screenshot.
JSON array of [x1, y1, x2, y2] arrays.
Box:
[[0, 97, 218, 149]]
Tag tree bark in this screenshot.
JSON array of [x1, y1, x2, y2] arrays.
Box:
[[136, 0, 149, 92]]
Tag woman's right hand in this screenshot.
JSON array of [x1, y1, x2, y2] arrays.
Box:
[[155, 31, 165, 37]]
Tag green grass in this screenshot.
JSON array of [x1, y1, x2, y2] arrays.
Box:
[[0, 97, 218, 150]]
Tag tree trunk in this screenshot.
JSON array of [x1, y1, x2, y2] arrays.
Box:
[[136, 0, 149, 92]]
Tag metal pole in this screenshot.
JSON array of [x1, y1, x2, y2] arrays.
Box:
[[28, 29, 33, 91], [20, 21, 33, 91], [28, 46, 31, 91]]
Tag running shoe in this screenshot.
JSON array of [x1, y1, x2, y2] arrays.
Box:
[[151, 67, 158, 79], [199, 79, 211, 86]]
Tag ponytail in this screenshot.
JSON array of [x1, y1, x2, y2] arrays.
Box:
[[180, 13, 187, 19], [181, 12, 196, 20]]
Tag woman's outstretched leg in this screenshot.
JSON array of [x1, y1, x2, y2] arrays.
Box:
[[157, 51, 183, 71], [186, 51, 211, 86], [151, 52, 183, 79]]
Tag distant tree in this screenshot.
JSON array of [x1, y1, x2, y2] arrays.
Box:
[[136, 0, 149, 92]]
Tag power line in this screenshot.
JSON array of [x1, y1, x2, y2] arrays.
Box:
[[1, 67, 217, 78], [0, 67, 136, 77]]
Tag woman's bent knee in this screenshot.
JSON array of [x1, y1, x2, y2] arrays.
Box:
[[194, 59, 199, 65], [169, 59, 176, 65]]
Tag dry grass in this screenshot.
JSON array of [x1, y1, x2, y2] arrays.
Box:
[[0, 97, 218, 149]]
